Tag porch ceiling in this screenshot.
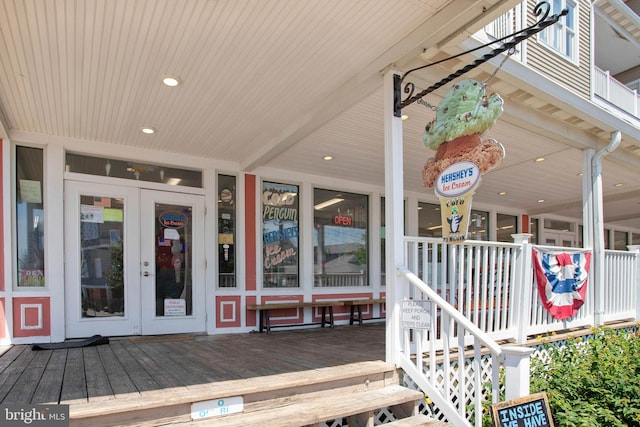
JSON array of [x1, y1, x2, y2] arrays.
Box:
[[0, 0, 639, 231]]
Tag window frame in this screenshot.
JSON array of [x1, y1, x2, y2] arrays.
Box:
[[14, 145, 46, 289], [537, 0, 578, 63], [217, 174, 237, 288], [313, 188, 369, 288], [261, 180, 300, 289]]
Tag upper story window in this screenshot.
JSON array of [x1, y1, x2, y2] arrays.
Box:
[[538, 0, 577, 61]]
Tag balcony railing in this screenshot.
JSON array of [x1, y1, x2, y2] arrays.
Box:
[[594, 66, 640, 118]]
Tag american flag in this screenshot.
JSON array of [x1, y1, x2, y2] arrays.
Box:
[[532, 248, 592, 320]]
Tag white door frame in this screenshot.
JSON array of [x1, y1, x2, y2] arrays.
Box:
[[140, 189, 206, 335], [64, 181, 141, 337], [64, 181, 205, 338]]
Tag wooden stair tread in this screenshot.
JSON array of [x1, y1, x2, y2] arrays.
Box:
[[385, 414, 450, 426], [70, 360, 397, 419], [186, 384, 423, 427]]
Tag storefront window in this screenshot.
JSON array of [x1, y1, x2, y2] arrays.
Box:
[[418, 202, 442, 238], [16, 146, 45, 287], [469, 209, 489, 240], [218, 175, 236, 287], [496, 214, 518, 242], [262, 181, 299, 288], [530, 218, 539, 244], [314, 189, 368, 287], [65, 152, 203, 188], [633, 233, 640, 246], [614, 230, 628, 251]]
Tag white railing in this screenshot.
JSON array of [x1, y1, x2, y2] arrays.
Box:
[[594, 66, 640, 118], [314, 271, 366, 287], [603, 249, 638, 322], [480, 2, 523, 61], [404, 237, 639, 343], [397, 266, 533, 427], [398, 236, 639, 425]]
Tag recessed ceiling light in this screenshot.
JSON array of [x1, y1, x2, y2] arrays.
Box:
[[535, 157, 545, 162], [498, 191, 507, 196], [401, 115, 409, 121], [141, 127, 155, 134], [323, 155, 333, 161], [162, 75, 181, 87], [577, 172, 583, 176], [537, 199, 545, 203], [614, 183, 624, 187]]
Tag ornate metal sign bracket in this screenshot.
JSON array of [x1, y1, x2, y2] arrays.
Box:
[[394, 1, 568, 117]]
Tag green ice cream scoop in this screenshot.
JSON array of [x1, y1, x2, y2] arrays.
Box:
[[423, 79, 503, 150]]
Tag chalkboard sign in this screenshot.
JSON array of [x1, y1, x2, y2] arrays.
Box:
[[490, 392, 553, 427]]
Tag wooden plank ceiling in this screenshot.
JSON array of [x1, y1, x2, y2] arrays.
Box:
[[0, 0, 639, 230]]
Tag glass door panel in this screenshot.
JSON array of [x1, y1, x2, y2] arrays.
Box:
[[80, 194, 125, 318], [140, 190, 205, 335], [153, 201, 192, 317], [65, 181, 140, 338]]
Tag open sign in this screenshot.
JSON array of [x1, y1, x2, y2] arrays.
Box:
[[334, 215, 352, 226]]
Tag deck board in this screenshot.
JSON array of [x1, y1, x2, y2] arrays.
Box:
[[83, 346, 114, 402], [95, 344, 138, 396], [120, 341, 185, 391], [60, 348, 87, 404], [31, 350, 67, 404], [2, 349, 51, 404], [0, 345, 37, 402], [0, 323, 386, 405]]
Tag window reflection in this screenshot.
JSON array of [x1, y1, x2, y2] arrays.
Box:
[[65, 153, 202, 188], [314, 189, 368, 287], [262, 181, 300, 288], [218, 175, 236, 288], [16, 146, 45, 287], [497, 213, 518, 242], [418, 202, 442, 238], [468, 210, 489, 240]]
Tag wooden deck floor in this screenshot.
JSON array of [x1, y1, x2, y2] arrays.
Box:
[[0, 323, 385, 405]]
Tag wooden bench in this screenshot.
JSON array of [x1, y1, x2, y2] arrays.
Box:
[[247, 301, 344, 333], [342, 298, 386, 325]]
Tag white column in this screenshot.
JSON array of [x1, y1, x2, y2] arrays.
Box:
[[502, 346, 535, 400], [384, 70, 405, 365], [582, 150, 594, 250], [591, 132, 621, 325], [512, 234, 533, 344]]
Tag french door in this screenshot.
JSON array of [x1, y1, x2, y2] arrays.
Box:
[[64, 181, 205, 338]]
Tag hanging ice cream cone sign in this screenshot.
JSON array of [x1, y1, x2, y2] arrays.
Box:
[[435, 161, 481, 242], [421, 79, 505, 243]]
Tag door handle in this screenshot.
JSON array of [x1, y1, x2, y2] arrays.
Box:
[[143, 271, 153, 277]]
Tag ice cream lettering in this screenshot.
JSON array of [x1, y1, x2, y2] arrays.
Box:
[[422, 79, 505, 188]]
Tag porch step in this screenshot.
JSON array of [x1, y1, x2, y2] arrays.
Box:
[[185, 384, 424, 426], [385, 414, 450, 426], [69, 360, 443, 426]]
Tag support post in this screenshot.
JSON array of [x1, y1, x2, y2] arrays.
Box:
[[502, 346, 535, 400], [512, 234, 533, 344], [591, 131, 621, 326], [384, 69, 406, 365]]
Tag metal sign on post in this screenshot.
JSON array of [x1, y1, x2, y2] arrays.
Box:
[[401, 299, 431, 329]]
